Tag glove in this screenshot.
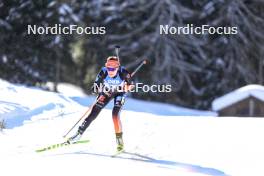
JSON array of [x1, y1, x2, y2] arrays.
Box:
[[101, 86, 112, 97], [91, 84, 111, 96], [91, 85, 99, 94], [102, 90, 112, 97]]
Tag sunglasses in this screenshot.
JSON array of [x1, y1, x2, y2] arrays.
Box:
[[106, 67, 117, 71]]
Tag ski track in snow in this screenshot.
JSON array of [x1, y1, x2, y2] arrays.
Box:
[[0, 79, 264, 176]]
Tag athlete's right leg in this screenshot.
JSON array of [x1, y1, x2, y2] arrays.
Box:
[[78, 94, 111, 134], [67, 94, 111, 143]]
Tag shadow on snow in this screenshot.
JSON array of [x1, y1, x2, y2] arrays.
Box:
[[60, 150, 229, 176]]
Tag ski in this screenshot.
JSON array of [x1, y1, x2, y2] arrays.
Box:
[[35, 139, 90, 153]]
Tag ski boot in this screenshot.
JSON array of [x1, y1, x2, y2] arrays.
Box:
[[116, 132, 124, 152], [67, 131, 82, 144]]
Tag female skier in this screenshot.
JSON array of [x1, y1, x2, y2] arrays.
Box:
[[67, 56, 134, 151]]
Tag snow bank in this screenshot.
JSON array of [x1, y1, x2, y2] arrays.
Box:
[[0, 79, 82, 128]]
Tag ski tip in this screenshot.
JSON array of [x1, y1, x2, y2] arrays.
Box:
[[35, 149, 45, 153], [74, 139, 90, 144]]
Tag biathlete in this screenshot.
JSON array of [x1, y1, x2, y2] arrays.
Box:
[[67, 56, 134, 151]]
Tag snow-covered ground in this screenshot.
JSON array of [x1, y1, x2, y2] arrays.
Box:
[[0, 79, 264, 176]]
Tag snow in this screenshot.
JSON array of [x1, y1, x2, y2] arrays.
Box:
[[45, 82, 87, 97], [212, 84, 264, 111], [1, 79, 264, 176], [0, 79, 81, 128]]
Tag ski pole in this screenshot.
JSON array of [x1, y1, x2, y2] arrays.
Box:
[[115, 45, 120, 59], [131, 59, 148, 77], [63, 99, 97, 138]]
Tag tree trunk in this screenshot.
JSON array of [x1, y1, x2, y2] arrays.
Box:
[[259, 57, 263, 85]]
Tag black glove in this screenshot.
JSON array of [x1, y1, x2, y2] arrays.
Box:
[[102, 91, 112, 97], [100, 86, 113, 97], [90, 85, 98, 94]]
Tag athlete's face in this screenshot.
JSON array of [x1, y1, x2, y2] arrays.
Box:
[[107, 67, 118, 77]]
